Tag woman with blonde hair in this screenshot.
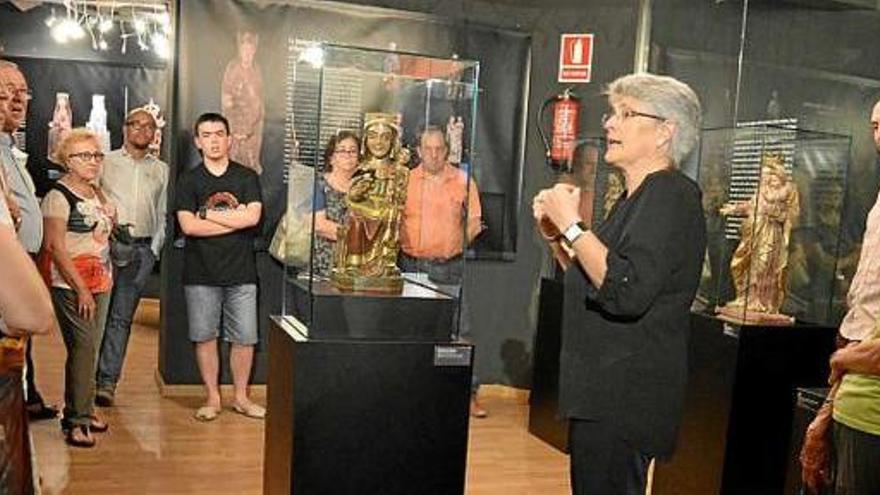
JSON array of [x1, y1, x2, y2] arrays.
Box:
[[41, 128, 115, 447]]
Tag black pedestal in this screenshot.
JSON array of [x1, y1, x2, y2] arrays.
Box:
[[264, 315, 473, 495], [527, 277, 568, 452], [652, 313, 836, 495], [288, 278, 455, 341]]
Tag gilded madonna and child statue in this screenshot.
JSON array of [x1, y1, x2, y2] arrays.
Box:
[[716, 153, 800, 325], [331, 113, 410, 293]]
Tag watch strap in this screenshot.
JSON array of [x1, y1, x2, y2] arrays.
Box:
[[562, 220, 589, 247]]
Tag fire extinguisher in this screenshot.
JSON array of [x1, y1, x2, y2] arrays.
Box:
[[537, 88, 581, 172]]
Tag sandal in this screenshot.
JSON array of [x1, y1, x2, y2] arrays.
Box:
[[194, 405, 221, 422], [26, 402, 60, 421], [90, 415, 109, 433], [231, 401, 266, 420], [65, 425, 95, 448]]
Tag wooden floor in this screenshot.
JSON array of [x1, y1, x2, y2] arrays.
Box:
[[29, 301, 570, 494]]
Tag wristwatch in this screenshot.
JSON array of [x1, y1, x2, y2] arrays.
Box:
[[198, 206, 207, 219], [561, 220, 589, 247]]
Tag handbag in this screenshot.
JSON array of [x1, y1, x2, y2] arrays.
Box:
[[269, 162, 316, 268], [109, 223, 136, 268], [90, 186, 134, 268], [269, 210, 312, 268]]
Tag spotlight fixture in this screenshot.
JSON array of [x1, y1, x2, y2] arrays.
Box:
[[52, 17, 86, 44], [98, 17, 114, 34], [157, 11, 171, 32], [44, 8, 58, 28], [151, 32, 169, 59], [299, 45, 325, 69], [133, 17, 147, 34], [44, 1, 170, 58]]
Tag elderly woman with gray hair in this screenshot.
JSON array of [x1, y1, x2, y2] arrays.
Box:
[[533, 73, 707, 494]]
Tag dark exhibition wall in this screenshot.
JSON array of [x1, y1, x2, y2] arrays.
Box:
[[164, 0, 536, 384], [173, 0, 531, 258], [162, 0, 641, 387], [0, 0, 642, 388], [6, 58, 168, 195], [337, 0, 641, 387], [650, 0, 880, 324], [0, 4, 169, 196], [651, 0, 880, 236], [14, 0, 880, 390]]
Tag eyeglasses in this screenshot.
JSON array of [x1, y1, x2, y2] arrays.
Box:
[[334, 149, 359, 156], [68, 151, 105, 162], [602, 109, 667, 125], [3, 86, 31, 101], [126, 121, 156, 131]]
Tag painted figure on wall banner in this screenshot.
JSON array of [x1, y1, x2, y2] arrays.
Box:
[[221, 30, 264, 174]]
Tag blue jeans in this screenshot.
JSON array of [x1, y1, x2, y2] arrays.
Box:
[[184, 284, 258, 345], [96, 245, 155, 392], [398, 253, 479, 393]]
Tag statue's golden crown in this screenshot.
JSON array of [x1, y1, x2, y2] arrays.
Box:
[[364, 112, 398, 130], [760, 152, 788, 177]]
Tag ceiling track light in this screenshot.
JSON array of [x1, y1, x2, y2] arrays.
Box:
[[44, 1, 170, 59]]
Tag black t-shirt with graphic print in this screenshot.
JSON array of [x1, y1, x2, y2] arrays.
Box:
[[174, 161, 261, 286]]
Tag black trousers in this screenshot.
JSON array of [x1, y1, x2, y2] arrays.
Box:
[[833, 421, 880, 495], [24, 252, 44, 407], [24, 340, 44, 405], [568, 419, 650, 495]]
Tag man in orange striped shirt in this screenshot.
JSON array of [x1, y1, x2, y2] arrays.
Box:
[[400, 127, 482, 264], [400, 127, 486, 417]]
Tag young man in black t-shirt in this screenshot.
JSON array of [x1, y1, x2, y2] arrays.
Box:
[[175, 113, 264, 421]]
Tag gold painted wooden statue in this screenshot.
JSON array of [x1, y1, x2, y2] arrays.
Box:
[[331, 113, 410, 293], [716, 153, 800, 325]]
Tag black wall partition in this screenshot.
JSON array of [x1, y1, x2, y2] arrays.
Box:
[[651, 0, 880, 285], [0, 4, 169, 196], [6, 58, 168, 196], [648, 2, 880, 493], [164, 0, 533, 385], [335, 0, 641, 389], [164, 0, 641, 388], [174, 0, 530, 258]]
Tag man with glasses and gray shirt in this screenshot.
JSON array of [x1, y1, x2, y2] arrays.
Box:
[[0, 59, 59, 420], [95, 106, 168, 406]]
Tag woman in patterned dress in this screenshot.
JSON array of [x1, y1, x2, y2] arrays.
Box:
[[312, 130, 360, 278]]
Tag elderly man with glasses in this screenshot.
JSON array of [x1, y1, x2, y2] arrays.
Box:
[[94, 106, 168, 407], [0, 60, 60, 421]]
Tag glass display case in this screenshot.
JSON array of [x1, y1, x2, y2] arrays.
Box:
[[692, 124, 851, 326], [557, 137, 624, 231], [272, 41, 480, 341]]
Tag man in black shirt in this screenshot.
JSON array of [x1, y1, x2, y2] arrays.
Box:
[[175, 113, 264, 421]]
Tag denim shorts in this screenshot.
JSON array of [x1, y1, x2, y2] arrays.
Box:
[[184, 284, 258, 345]]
